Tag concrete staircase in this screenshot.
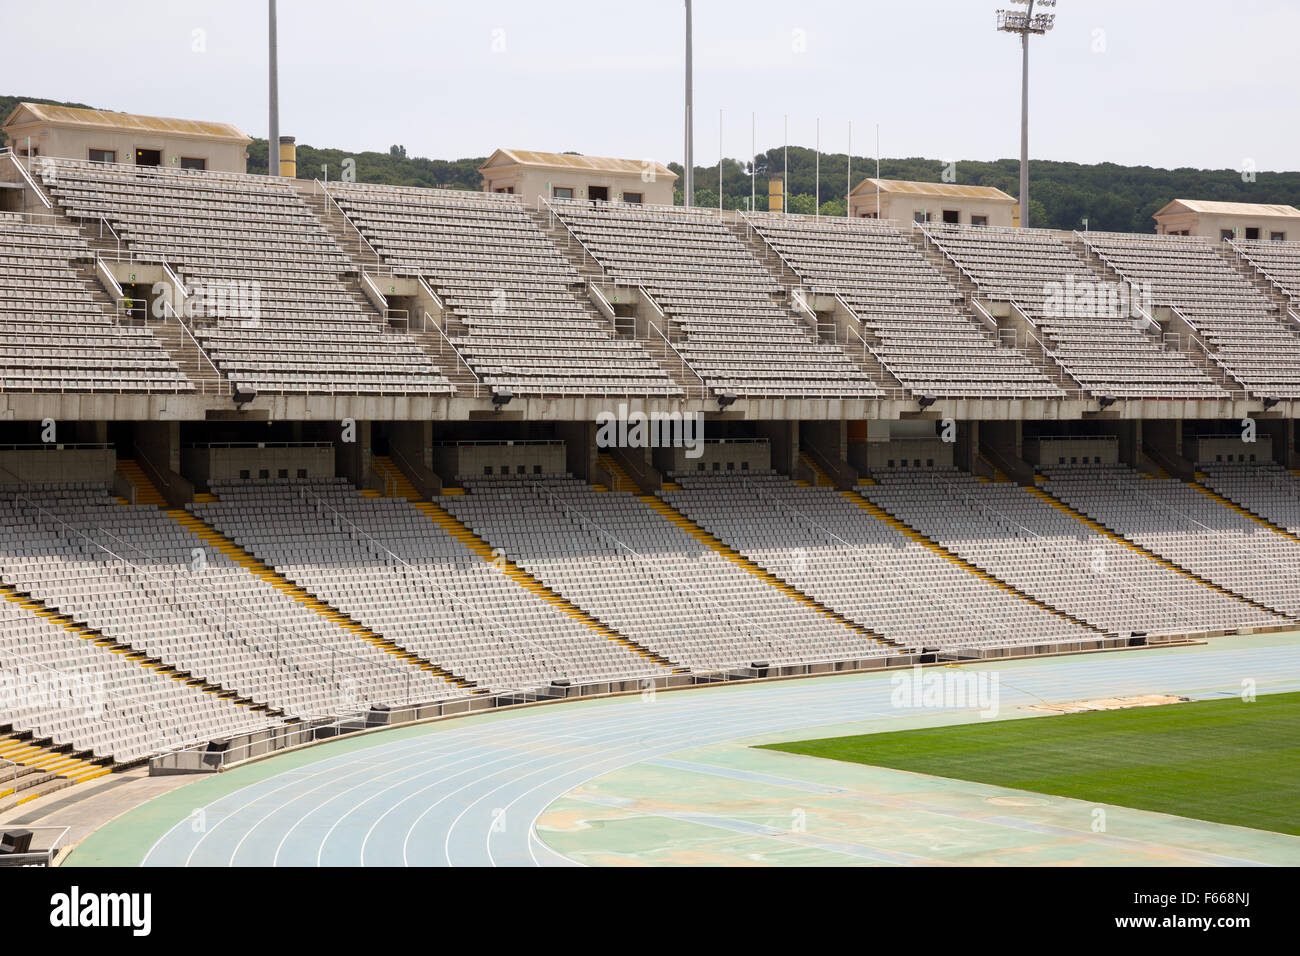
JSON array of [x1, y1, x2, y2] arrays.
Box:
[[373, 455, 421, 500], [1214, 243, 1300, 318], [293, 184, 476, 395], [530, 207, 706, 398], [906, 229, 1080, 395], [115, 459, 168, 508], [1068, 234, 1246, 393], [0, 735, 110, 810], [597, 452, 640, 493]]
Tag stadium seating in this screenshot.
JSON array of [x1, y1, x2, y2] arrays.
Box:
[[745, 213, 1062, 399], [1082, 231, 1300, 397], [444, 475, 894, 669], [192, 477, 666, 692], [1199, 461, 1300, 533], [37, 158, 451, 396], [858, 467, 1276, 636], [0, 483, 450, 718], [551, 201, 882, 399], [661, 471, 1095, 650], [0, 219, 190, 393], [1231, 238, 1300, 310], [0, 589, 279, 763], [1041, 465, 1300, 616], [925, 224, 1227, 399], [327, 183, 679, 398]]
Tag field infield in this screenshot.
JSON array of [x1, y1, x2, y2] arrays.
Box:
[[764, 691, 1300, 836]]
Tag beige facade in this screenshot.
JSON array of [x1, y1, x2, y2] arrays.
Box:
[[1153, 199, 1300, 242], [849, 178, 1017, 228], [479, 148, 677, 206], [2, 102, 251, 173]]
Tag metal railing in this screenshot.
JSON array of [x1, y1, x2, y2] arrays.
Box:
[[424, 310, 481, 396], [314, 179, 384, 271], [0, 147, 53, 209]]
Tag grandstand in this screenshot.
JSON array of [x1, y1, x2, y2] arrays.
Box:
[[1, 140, 1299, 815], [1081, 231, 1300, 398], [922, 223, 1230, 400]]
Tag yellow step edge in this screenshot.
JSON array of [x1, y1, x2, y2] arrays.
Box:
[[415, 497, 674, 669], [843, 488, 1098, 634], [641, 493, 886, 647], [1025, 485, 1276, 616], [165, 508, 454, 684]]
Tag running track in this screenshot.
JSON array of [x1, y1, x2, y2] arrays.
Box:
[[73, 636, 1300, 866]]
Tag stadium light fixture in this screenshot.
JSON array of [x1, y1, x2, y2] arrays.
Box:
[[996, 0, 1056, 227]]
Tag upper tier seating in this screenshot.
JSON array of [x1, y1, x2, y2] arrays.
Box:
[[858, 467, 1275, 637], [925, 224, 1227, 400], [662, 472, 1094, 651], [1231, 238, 1300, 309], [1082, 231, 1300, 397], [1041, 464, 1300, 616], [1200, 461, 1300, 534], [193, 478, 664, 692], [445, 475, 893, 669], [0, 483, 450, 717], [37, 158, 451, 396], [745, 214, 1061, 399], [0, 219, 190, 393], [328, 183, 679, 398], [0, 590, 279, 763], [552, 202, 882, 399]]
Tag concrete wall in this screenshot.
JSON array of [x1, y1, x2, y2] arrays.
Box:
[[1155, 210, 1298, 241], [0, 447, 114, 485], [1025, 437, 1119, 466], [851, 190, 1015, 228], [435, 442, 568, 480], [483, 166, 674, 206], [862, 438, 953, 471], [182, 444, 334, 486], [1191, 435, 1272, 465], [6, 125, 247, 173], [660, 439, 770, 475]]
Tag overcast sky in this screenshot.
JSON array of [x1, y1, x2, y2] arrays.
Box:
[[7, 0, 1297, 171]]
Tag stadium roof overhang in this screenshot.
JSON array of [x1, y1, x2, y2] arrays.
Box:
[[479, 148, 677, 182], [849, 178, 1016, 203], [2, 102, 252, 145], [1154, 198, 1300, 220]]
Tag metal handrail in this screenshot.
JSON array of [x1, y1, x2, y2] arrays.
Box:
[[0, 147, 52, 209], [316, 179, 383, 270], [161, 300, 228, 395], [539, 196, 603, 272], [424, 310, 480, 394]]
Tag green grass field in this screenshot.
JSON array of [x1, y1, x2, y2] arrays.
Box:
[[762, 692, 1300, 835]]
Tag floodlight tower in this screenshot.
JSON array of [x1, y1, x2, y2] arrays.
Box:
[[996, 0, 1056, 227], [684, 0, 694, 206]]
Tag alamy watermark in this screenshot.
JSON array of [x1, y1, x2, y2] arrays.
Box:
[[595, 404, 704, 459]]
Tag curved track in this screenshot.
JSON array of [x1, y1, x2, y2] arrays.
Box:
[[67, 636, 1300, 866]]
